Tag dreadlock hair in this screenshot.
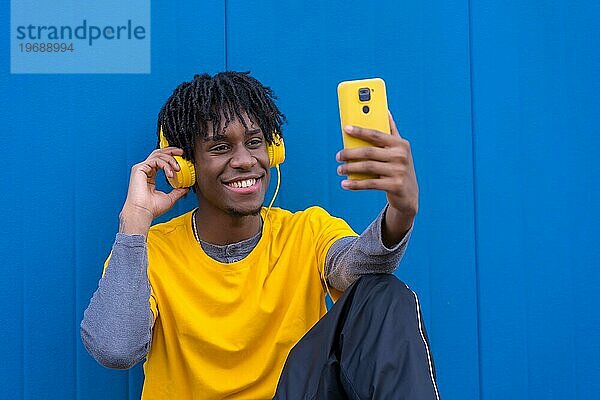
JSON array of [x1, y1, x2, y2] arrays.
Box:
[[156, 71, 286, 164]]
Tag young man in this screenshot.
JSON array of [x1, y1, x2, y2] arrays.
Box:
[[81, 72, 438, 399]]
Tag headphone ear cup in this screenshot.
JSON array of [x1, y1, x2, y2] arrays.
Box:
[[268, 139, 285, 167], [159, 126, 196, 188], [168, 156, 196, 188]]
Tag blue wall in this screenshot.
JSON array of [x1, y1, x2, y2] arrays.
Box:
[[1, 0, 598, 398]]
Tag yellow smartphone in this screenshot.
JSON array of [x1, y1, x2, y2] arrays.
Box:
[[337, 77, 391, 180]]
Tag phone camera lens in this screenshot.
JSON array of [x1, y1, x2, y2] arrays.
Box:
[[362, 106, 370, 114], [358, 88, 371, 102]]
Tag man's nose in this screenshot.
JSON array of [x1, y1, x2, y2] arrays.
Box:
[[229, 145, 256, 169]]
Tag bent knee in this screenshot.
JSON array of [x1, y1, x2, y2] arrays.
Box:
[[342, 274, 419, 320], [350, 273, 417, 308], [353, 273, 410, 294]]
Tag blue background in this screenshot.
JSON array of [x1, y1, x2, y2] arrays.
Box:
[[1, 0, 598, 398]]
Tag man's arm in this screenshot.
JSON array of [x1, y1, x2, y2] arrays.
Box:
[[81, 147, 189, 368], [330, 111, 419, 291], [80, 234, 154, 369], [325, 205, 412, 291]]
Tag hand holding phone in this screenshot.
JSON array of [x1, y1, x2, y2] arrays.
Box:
[[336, 78, 419, 232]]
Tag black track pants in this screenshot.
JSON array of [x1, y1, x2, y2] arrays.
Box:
[[273, 274, 440, 400]]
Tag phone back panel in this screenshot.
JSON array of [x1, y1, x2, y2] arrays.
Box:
[[337, 77, 390, 179]]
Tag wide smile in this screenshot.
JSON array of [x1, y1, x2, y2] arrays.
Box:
[[223, 176, 262, 194]]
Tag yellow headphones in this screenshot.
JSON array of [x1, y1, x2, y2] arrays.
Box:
[[159, 127, 285, 189]]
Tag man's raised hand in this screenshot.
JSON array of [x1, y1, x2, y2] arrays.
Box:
[[336, 112, 418, 241], [119, 147, 190, 236]]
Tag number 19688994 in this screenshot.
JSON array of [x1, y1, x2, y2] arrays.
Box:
[[19, 42, 74, 52]]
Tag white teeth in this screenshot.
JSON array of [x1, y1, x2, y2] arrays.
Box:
[[228, 178, 257, 188]]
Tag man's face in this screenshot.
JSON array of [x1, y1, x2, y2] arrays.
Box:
[[193, 114, 271, 217]]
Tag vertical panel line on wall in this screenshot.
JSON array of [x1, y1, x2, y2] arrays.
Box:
[[73, 172, 78, 399], [224, 0, 228, 70], [467, 0, 484, 398], [21, 215, 25, 400]]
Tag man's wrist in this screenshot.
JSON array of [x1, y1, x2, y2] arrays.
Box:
[[382, 205, 415, 248], [119, 204, 153, 236]]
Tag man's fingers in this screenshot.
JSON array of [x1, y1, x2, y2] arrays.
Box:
[[344, 125, 395, 147], [340, 177, 388, 191], [149, 149, 183, 171], [338, 160, 401, 178], [388, 110, 402, 138], [337, 144, 411, 166], [146, 157, 177, 179], [131, 149, 187, 190], [133, 163, 156, 179], [155, 154, 181, 172], [337, 146, 390, 162], [167, 187, 189, 204], [153, 146, 184, 156]]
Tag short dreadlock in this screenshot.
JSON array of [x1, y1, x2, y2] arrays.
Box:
[[156, 71, 286, 163]]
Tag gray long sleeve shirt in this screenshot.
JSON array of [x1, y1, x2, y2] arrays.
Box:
[[80, 206, 412, 369]]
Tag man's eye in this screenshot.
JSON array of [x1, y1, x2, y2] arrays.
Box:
[[247, 138, 263, 148], [210, 144, 230, 152]]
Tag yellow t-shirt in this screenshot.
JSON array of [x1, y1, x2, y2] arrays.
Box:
[[141, 206, 357, 400]]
